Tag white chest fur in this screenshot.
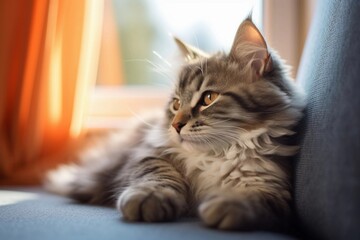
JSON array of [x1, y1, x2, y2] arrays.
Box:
[[181, 143, 287, 200], [183, 145, 246, 198]]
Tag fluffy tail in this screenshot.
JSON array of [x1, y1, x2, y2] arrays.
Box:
[[43, 128, 135, 204], [44, 163, 81, 196]]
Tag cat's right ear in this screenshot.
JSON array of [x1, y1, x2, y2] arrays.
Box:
[[174, 37, 209, 62], [230, 18, 272, 77]]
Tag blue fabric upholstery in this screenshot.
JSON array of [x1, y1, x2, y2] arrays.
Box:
[[0, 188, 294, 240], [294, 0, 360, 239]]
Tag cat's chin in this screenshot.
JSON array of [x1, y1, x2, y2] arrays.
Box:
[[177, 138, 215, 153], [180, 140, 208, 153]]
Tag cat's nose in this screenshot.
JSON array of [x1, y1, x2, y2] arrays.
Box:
[[172, 111, 190, 134], [172, 122, 186, 134]]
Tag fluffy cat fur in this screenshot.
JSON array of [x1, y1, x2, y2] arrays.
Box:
[[45, 18, 305, 231]]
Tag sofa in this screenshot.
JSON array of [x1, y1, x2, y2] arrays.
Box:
[[1, 0, 359, 239]]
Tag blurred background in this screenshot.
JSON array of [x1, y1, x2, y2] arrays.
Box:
[[98, 0, 262, 86], [0, 0, 316, 184]]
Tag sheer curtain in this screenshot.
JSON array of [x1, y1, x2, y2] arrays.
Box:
[[0, 0, 104, 185]]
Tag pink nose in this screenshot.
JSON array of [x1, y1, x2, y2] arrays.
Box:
[[172, 122, 185, 134]]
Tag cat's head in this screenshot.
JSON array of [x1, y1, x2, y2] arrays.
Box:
[[166, 18, 305, 153]]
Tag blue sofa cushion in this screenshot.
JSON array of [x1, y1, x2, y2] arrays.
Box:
[[0, 188, 295, 240], [295, 0, 360, 239]]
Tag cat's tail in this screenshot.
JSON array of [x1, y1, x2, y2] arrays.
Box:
[[44, 114, 163, 203], [44, 163, 82, 196], [43, 131, 118, 202]]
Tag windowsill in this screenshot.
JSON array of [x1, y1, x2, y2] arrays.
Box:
[[84, 86, 170, 129]]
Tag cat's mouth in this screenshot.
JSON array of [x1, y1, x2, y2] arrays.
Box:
[[170, 128, 208, 147]]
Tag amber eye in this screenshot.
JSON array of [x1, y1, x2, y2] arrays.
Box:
[[173, 98, 180, 111], [203, 91, 219, 106]]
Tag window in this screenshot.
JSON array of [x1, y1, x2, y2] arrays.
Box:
[[105, 0, 262, 86]]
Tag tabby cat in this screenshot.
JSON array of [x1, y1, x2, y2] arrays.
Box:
[[46, 18, 305, 231]]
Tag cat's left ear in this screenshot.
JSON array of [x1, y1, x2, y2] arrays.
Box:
[[230, 18, 272, 77], [174, 37, 210, 62]]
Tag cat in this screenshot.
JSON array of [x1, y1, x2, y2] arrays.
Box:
[[45, 17, 305, 231]]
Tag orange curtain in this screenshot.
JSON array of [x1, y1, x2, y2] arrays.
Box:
[[0, 0, 104, 185], [97, 0, 124, 86]]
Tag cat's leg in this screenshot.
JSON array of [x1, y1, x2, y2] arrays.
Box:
[[117, 157, 189, 222], [198, 187, 291, 231]]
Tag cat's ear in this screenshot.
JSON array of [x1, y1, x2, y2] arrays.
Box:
[[230, 18, 272, 77], [174, 37, 210, 62]]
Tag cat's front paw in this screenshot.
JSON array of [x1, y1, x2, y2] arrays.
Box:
[[198, 194, 262, 231], [117, 186, 185, 222]]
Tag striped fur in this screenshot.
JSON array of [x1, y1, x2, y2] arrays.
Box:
[[45, 18, 305, 231]]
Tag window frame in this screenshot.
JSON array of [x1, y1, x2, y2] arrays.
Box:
[[85, 86, 169, 129]]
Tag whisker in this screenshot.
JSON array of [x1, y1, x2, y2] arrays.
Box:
[[152, 51, 172, 67], [123, 107, 158, 128], [206, 118, 232, 125], [125, 58, 173, 80]]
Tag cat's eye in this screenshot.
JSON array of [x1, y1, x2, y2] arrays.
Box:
[[173, 98, 180, 111], [202, 91, 219, 106]]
